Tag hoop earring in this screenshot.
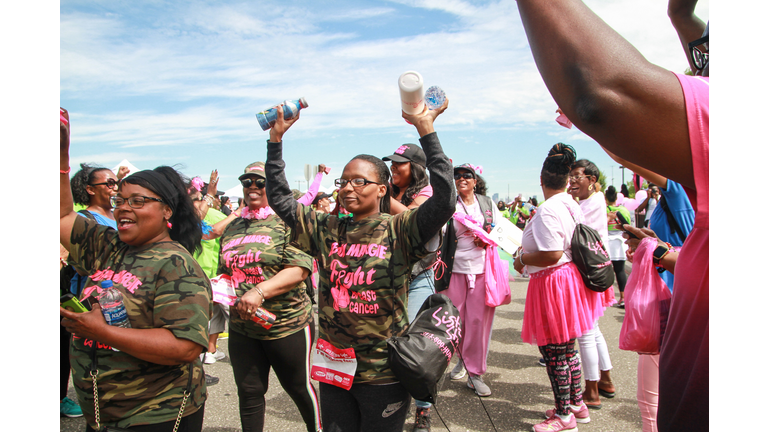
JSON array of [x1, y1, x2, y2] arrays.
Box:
[[588, 184, 593, 191]]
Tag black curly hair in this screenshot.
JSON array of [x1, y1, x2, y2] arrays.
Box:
[[121, 166, 202, 254], [605, 185, 618, 203], [70, 163, 112, 206], [349, 155, 392, 214], [541, 143, 576, 190]]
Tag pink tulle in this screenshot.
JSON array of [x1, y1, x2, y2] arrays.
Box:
[[521, 262, 605, 346]]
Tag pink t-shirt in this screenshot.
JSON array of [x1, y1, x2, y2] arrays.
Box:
[[657, 73, 709, 431], [413, 184, 433, 200]]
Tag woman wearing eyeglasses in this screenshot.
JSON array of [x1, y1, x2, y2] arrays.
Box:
[[567, 159, 617, 411], [264, 100, 453, 432], [59, 109, 212, 432], [435, 163, 503, 398], [217, 161, 320, 432]]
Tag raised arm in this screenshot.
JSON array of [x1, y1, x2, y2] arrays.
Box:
[[296, 166, 326, 206], [668, 0, 708, 73], [60, 108, 79, 250], [602, 146, 668, 190], [516, 0, 694, 189], [402, 101, 456, 241], [265, 105, 301, 228]]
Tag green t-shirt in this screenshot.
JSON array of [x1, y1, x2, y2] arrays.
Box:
[[193, 208, 228, 278], [607, 204, 632, 232], [218, 214, 313, 340], [68, 216, 211, 429], [289, 203, 430, 384]]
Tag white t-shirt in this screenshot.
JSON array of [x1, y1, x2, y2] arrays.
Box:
[[521, 192, 584, 275], [578, 192, 608, 241], [452, 196, 501, 274]]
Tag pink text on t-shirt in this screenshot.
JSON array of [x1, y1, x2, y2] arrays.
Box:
[[329, 242, 388, 260], [222, 234, 272, 252]]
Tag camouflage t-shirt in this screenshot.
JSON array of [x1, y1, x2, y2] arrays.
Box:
[[290, 203, 429, 384], [67, 216, 212, 429], [218, 214, 313, 340]]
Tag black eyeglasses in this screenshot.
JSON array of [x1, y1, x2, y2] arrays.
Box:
[[241, 178, 266, 189], [688, 35, 709, 72], [111, 195, 164, 209], [334, 178, 381, 188], [454, 173, 474, 180], [90, 179, 118, 189]]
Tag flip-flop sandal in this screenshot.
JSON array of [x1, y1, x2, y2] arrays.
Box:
[[584, 400, 602, 410], [598, 388, 616, 398]]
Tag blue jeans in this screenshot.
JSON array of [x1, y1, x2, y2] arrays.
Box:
[[407, 268, 436, 409]]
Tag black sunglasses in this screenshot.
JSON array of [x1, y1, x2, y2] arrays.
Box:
[[90, 178, 118, 189], [241, 178, 266, 189], [687, 34, 709, 71], [454, 172, 474, 180]]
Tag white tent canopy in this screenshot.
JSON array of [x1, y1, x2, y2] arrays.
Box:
[[111, 159, 140, 177]]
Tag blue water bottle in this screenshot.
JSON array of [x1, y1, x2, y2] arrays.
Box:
[[256, 98, 309, 131], [425, 86, 446, 110]]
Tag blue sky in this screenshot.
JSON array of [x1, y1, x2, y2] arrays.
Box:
[[60, 0, 708, 201]]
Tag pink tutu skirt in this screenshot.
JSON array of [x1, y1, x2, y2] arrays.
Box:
[[521, 262, 605, 346]]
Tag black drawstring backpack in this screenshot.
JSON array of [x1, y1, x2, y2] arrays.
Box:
[[565, 204, 615, 292], [387, 293, 462, 403]]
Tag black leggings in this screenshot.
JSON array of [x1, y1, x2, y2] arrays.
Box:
[[612, 260, 628, 293], [319, 381, 412, 432], [61, 319, 72, 400], [84, 404, 204, 432], [229, 324, 321, 432]]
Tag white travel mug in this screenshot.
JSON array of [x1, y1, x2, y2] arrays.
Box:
[[398, 71, 425, 115]]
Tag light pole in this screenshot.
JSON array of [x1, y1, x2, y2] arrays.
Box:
[[619, 166, 626, 187]]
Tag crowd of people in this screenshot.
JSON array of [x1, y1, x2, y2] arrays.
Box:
[[59, 0, 707, 431]]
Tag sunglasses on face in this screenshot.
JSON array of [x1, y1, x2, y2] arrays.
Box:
[[334, 178, 381, 188], [110, 195, 164, 209], [569, 175, 590, 182], [241, 178, 266, 189], [90, 179, 118, 189], [454, 173, 474, 180]]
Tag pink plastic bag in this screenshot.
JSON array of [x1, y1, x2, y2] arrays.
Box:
[[485, 247, 511, 307], [619, 237, 673, 355]]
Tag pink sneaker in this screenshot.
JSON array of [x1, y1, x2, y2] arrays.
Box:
[[545, 403, 590, 424], [532, 413, 578, 432]]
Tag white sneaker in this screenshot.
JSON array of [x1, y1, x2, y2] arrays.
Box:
[[450, 360, 467, 380], [204, 350, 226, 364]]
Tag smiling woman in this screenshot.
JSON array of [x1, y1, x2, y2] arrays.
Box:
[[264, 100, 454, 432], [59, 108, 212, 432]]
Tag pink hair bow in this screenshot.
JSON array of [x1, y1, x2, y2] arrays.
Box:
[[190, 177, 204, 192]]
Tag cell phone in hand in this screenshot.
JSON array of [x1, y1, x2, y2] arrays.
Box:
[[61, 293, 89, 313], [615, 211, 638, 239]]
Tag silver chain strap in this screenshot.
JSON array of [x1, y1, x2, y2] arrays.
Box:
[[172, 391, 190, 432]]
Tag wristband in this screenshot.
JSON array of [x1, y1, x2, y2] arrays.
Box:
[[60, 168, 70, 174], [519, 253, 526, 266]]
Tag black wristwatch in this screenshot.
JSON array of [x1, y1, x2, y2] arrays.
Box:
[[652, 243, 670, 266]]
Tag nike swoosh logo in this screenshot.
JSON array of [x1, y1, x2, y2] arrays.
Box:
[[382, 401, 404, 418]]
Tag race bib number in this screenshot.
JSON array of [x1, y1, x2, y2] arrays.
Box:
[[311, 338, 356, 390]]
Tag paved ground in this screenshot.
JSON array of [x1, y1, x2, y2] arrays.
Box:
[[61, 274, 643, 432]]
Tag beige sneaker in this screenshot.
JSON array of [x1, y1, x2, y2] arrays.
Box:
[[450, 360, 466, 380]]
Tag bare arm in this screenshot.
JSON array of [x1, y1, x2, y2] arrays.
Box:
[[389, 194, 428, 215], [60, 109, 78, 251], [602, 146, 668, 189], [60, 305, 203, 365], [235, 265, 310, 319], [516, 0, 694, 189], [513, 250, 563, 274], [668, 0, 707, 72]]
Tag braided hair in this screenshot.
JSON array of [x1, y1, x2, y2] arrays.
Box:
[[541, 143, 576, 190], [350, 154, 392, 214], [70, 163, 112, 206]]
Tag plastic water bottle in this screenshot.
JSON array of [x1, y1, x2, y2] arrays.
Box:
[[425, 86, 446, 110], [99, 280, 131, 328], [256, 98, 309, 131]]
